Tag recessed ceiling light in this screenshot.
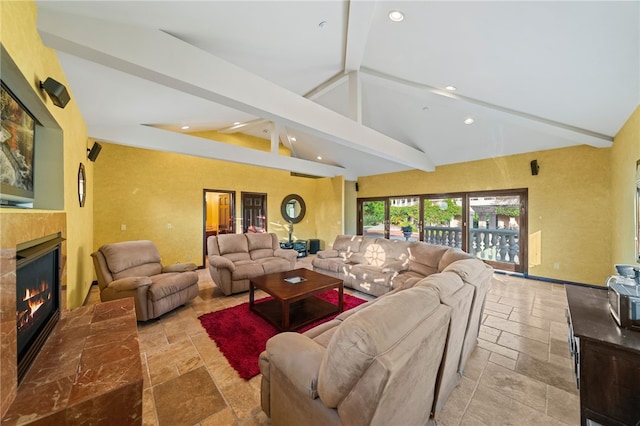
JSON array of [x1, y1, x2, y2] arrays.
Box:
[[388, 10, 404, 22], [317, 156, 322, 160], [464, 118, 475, 125], [319, 21, 327, 28], [181, 125, 190, 130], [422, 106, 429, 111], [233, 122, 241, 125], [445, 85, 457, 91], [291, 137, 297, 142]]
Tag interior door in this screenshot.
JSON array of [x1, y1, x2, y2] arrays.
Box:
[[242, 192, 267, 233]]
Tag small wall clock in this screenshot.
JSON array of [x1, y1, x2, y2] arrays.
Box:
[[78, 163, 86, 207]]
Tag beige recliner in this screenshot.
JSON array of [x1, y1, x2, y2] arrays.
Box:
[[91, 240, 199, 321]]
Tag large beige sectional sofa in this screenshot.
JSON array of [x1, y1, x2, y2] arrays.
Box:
[[312, 234, 477, 297], [207, 233, 298, 295], [260, 235, 493, 425]]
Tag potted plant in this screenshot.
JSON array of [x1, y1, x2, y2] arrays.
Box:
[[401, 224, 413, 240]]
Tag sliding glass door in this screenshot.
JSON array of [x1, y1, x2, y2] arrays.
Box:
[[358, 189, 527, 273], [468, 191, 526, 272], [360, 198, 388, 238], [422, 196, 464, 248]]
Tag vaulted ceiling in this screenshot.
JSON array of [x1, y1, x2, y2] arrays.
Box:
[[36, 1, 639, 180]]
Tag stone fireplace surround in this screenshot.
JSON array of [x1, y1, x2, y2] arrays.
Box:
[[0, 212, 67, 418], [1, 212, 143, 425]]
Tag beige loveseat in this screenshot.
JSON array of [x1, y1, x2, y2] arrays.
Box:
[[91, 240, 199, 321], [260, 238, 493, 425], [207, 233, 298, 295]]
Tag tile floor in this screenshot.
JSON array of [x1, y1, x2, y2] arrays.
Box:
[[84, 256, 580, 425]]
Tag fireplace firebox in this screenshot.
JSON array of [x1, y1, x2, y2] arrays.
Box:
[[16, 233, 63, 383]]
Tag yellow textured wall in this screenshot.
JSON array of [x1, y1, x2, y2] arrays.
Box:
[[93, 143, 330, 266], [0, 0, 93, 309], [358, 145, 612, 286], [314, 176, 345, 250], [611, 105, 640, 265]]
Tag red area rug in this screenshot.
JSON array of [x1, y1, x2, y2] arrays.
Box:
[[198, 290, 367, 380]]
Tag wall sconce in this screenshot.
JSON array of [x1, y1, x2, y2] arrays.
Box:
[[530, 160, 540, 176], [39, 77, 70, 109], [87, 142, 102, 162]]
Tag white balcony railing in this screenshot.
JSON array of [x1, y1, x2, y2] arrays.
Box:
[[424, 226, 519, 264]]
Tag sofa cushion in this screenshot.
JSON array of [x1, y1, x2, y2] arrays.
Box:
[[147, 271, 198, 301], [312, 257, 349, 274], [112, 263, 163, 280], [100, 240, 162, 276], [251, 248, 275, 260], [408, 242, 449, 270], [349, 265, 394, 287], [358, 239, 389, 267], [223, 252, 252, 262], [232, 262, 265, 280], [247, 233, 275, 251], [441, 258, 488, 282], [438, 248, 474, 272], [415, 271, 466, 299], [258, 258, 291, 274], [332, 235, 363, 254], [317, 286, 442, 408], [317, 249, 339, 259], [217, 234, 249, 255]]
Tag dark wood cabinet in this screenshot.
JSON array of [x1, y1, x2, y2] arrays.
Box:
[[566, 285, 640, 426]]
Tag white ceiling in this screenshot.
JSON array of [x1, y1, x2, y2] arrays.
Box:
[[35, 1, 639, 180]]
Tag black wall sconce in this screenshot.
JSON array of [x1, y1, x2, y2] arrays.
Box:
[[40, 77, 70, 109], [530, 159, 540, 176], [87, 142, 102, 162]]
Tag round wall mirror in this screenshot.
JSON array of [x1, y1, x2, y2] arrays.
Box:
[[281, 194, 306, 224]]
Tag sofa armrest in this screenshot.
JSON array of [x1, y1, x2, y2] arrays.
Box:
[[162, 262, 197, 273], [317, 249, 339, 259], [381, 259, 410, 273], [107, 276, 153, 292], [274, 248, 298, 262], [208, 255, 236, 271], [266, 332, 325, 399]]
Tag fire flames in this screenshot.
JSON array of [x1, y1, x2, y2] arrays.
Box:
[[17, 280, 50, 328]]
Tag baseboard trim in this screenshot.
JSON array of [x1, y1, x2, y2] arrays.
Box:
[[494, 270, 601, 288]]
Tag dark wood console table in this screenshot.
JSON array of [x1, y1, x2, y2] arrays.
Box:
[[565, 285, 640, 426]]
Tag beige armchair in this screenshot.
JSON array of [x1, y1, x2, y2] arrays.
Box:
[[91, 240, 199, 321]]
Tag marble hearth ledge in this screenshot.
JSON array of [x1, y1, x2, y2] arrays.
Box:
[[1, 298, 142, 425]]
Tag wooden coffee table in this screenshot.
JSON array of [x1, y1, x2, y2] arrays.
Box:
[[249, 268, 343, 332]]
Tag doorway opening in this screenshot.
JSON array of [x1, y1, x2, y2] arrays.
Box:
[[203, 189, 236, 266]]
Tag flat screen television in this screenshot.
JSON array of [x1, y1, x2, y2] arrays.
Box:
[[0, 80, 36, 207]]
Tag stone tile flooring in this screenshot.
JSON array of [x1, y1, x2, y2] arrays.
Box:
[[85, 257, 580, 425]]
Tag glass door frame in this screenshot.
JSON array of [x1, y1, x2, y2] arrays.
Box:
[[357, 188, 528, 274], [357, 197, 390, 239]]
